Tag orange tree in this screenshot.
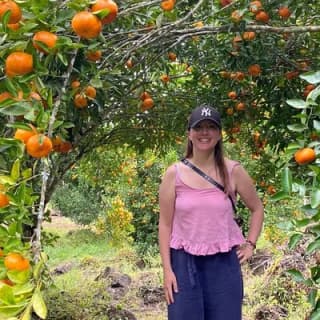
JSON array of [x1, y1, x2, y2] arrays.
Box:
[[0, 0, 320, 318]]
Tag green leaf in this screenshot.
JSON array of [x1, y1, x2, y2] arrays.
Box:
[[308, 289, 317, 307], [12, 282, 34, 296], [286, 269, 305, 282], [288, 233, 303, 249], [0, 283, 15, 304], [0, 103, 31, 116], [310, 308, 320, 320], [286, 99, 307, 109], [308, 85, 320, 101], [7, 269, 31, 285], [20, 303, 32, 320], [311, 189, 320, 209], [281, 167, 292, 194], [314, 120, 320, 131], [270, 190, 290, 201], [10, 160, 20, 182], [0, 302, 26, 317], [22, 169, 32, 180], [300, 71, 320, 84], [306, 239, 320, 255], [32, 290, 47, 319], [287, 124, 306, 132], [0, 175, 15, 186]]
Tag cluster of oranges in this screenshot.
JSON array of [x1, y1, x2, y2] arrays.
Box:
[[0, 184, 10, 208], [140, 91, 154, 112], [71, 80, 97, 109], [71, 0, 118, 39]]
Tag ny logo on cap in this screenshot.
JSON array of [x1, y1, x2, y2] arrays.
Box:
[[201, 107, 211, 117]]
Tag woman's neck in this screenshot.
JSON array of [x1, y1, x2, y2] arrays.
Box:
[[189, 153, 216, 169]]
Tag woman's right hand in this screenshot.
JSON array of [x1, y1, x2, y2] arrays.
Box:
[[163, 268, 178, 305]]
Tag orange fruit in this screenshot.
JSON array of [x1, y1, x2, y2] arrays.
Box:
[[140, 91, 151, 101], [160, 74, 170, 83], [220, 0, 232, 7], [0, 0, 22, 24], [278, 6, 291, 19], [85, 85, 97, 98], [5, 52, 33, 77], [32, 31, 58, 53], [285, 70, 299, 80], [228, 91, 237, 100], [267, 185, 276, 195], [230, 71, 245, 81], [242, 31, 256, 40], [248, 64, 261, 77], [52, 136, 72, 153], [125, 59, 133, 68], [0, 91, 12, 102], [71, 80, 81, 89], [91, 0, 118, 24], [249, 1, 262, 14], [26, 134, 53, 158], [74, 93, 88, 108], [0, 279, 14, 286], [235, 102, 246, 111], [161, 0, 175, 11], [294, 148, 316, 165], [86, 50, 102, 61], [255, 11, 269, 23], [14, 125, 38, 144], [71, 11, 102, 39], [303, 84, 315, 98], [226, 107, 234, 115], [141, 98, 154, 111], [0, 192, 9, 208], [219, 71, 230, 79], [168, 52, 177, 61], [4, 253, 30, 271], [231, 10, 242, 23], [7, 22, 19, 30]]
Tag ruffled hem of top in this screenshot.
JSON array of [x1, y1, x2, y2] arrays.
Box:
[[170, 237, 245, 256]]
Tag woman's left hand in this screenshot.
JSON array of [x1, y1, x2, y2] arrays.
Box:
[[236, 244, 254, 264]]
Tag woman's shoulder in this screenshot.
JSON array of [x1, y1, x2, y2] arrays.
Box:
[[224, 157, 241, 170], [162, 162, 179, 179]]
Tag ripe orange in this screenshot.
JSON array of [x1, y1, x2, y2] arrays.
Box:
[[0, 192, 9, 208], [168, 52, 177, 61], [255, 11, 269, 23], [0, 91, 12, 102], [230, 71, 245, 81], [141, 98, 154, 111], [219, 71, 230, 79], [86, 50, 102, 61], [125, 59, 133, 68], [5, 52, 33, 77], [231, 10, 242, 23], [26, 134, 53, 158], [220, 0, 232, 7], [4, 252, 30, 271], [249, 1, 262, 14], [160, 74, 170, 83], [85, 85, 97, 99], [226, 107, 234, 115], [71, 80, 81, 89], [242, 31, 256, 41], [91, 0, 118, 24], [74, 93, 88, 108], [303, 84, 315, 98], [235, 102, 246, 111], [294, 148, 316, 165], [161, 0, 175, 11], [140, 91, 151, 101], [285, 70, 299, 80], [71, 11, 102, 39], [7, 22, 19, 30], [52, 136, 72, 153], [0, 0, 22, 24], [14, 125, 38, 144], [32, 31, 58, 53], [227, 91, 237, 100], [278, 6, 291, 19], [267, 185, 276, 195], [0, 279, 14, 286], [248, 64, 261, 77]]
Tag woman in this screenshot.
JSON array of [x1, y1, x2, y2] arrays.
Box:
[[158, 104, 264, 320]]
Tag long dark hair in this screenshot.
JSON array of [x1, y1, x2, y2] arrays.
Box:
[[184, 137, 231, 194]]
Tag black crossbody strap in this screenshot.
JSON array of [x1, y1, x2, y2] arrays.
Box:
[[181, 158, 237, 213]]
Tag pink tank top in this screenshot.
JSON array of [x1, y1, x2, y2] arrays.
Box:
[[170, 160, 245, 255]]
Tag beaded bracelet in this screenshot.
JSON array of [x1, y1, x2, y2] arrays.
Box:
[[246, 239, 256, 249]]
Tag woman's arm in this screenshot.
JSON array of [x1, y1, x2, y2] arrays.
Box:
[[158, 164, 178, 304], [233, 164, 264, 262]]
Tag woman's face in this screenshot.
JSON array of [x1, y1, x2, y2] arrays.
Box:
[[188, 120, 221, 152]]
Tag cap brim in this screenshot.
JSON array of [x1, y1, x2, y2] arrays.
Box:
[[189, 118, 221, 129]]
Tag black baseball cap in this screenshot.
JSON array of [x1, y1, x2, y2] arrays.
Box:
[[188, 105, 221, 129]]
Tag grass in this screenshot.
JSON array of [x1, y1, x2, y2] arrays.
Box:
[[42, 217, 311, 320]]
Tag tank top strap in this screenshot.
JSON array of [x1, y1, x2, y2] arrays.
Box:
[[174, 163, 184, 186]]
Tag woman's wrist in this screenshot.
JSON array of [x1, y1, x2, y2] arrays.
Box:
[[245, 239, 256, 249]]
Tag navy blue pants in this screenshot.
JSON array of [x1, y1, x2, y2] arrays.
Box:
[[168, 248, 243, 320]]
